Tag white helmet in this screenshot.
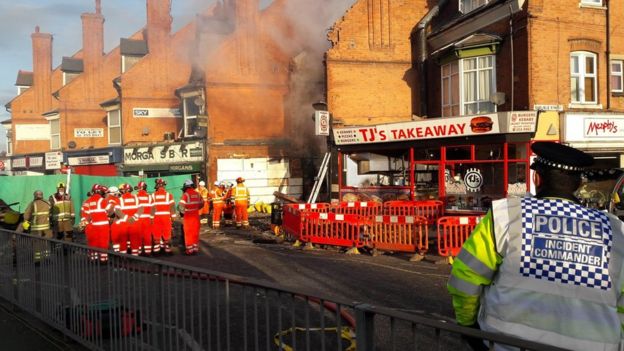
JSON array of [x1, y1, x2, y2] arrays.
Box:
[[199, 180, 206, 186], [108, 186, 119, 194], [214, 181, 220, 186]]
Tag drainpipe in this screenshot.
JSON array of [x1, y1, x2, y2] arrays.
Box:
[[413, 0, 448, 117], [605, 0, 610, 110]]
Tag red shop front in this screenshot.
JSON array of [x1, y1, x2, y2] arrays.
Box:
[[333, 111, 538, 215]]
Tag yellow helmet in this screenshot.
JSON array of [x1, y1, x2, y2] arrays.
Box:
[[57, 182, 66, 189]]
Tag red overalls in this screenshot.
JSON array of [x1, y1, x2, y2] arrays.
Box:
[[120, 193, 139, 255], [179, 189, 202, 254], [106, 195, 125, 253], [83, 194, 110, 262], [151, 188, 175, 254], [136, 190, 154, 255]]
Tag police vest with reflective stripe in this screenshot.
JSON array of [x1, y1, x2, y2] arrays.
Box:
[[481, 197, 624, 351]]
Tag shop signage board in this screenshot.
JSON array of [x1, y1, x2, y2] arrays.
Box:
[[74, 128, 104, 138], [45, 152, 63, 170], [507, 111, 538, 133], [169, 164, 200, 172], [15, 124, 50, 141], [333, 113, 500, 145], [29, 156, 44, 168], [315, 111, 330, 136], [123, 142, 204, 165], [564, 113, 624, 141], [132, 108, 181, 118], [68, 155, 110, 166], [12, 157, 27, 169], [533, 104, 563, 111]]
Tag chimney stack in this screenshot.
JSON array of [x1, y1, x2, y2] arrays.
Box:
[[81, 0, 104, 73], [146, 0, 172, 57], [31, 25, 53, 113]]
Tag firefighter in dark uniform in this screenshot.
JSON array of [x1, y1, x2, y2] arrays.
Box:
[[23, 190, 53, 238], [50, 182, 75, 241]]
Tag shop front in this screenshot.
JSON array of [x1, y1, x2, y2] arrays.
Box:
[[121, 141, 204, 178], [333, 111, 537, 214], [10, 154, 48, 175], [65, 147, 123, 176], [562, 113, 624, 169]]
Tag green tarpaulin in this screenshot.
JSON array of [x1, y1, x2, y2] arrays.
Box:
[[0, 174, 194, 224]]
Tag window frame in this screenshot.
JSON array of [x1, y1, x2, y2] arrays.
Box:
[[182, 96, 200, 138], [570, 51, 598, 104], [441, 61, 460, 117], [107, 109, 122, 145], [5, 129, 12, 156], [611, 60, 623, 93], [580, 0, 603, 6], [121, 55, 142, 73], [440, 54, 497, 116], [459, 0, 491, 14], [49, 118, 61, 150]]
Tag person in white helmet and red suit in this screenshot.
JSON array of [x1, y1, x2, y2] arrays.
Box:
[[133, 181, 154, 256], [81, 184, 110, 263], [150, 178, 176, 255], [119, 183, 138, 255], [178, 179, 203, 255]]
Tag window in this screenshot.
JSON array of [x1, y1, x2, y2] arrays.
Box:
[[16, 86, 28, 95], [183, 97, 200, 137], [50, 118, 60, 150], [122, 55, 142, 73], [5, 130, 12, 156], [611, 60, 623, 93], [570, 51, 597, 104], [459, 0, 491, 14], [63, 72, 80, 86], [107, 110, 121, 145], [580, 0, 603, 6], [441, 62, 460, 117], [441, 55, 496, 116]]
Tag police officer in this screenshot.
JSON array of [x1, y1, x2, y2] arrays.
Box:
[[448, 142, 624, 351], [23, 190, 53, 238], [49, 182, 75, 241]]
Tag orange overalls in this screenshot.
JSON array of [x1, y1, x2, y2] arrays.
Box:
[[198, 186, 210, 224], [179, 188, 203, 254], [151, 188, 176, 254], [136, 190, 154, 255], [210, 185, 226, 228], [223, 188, 234, 226], [120, 193, 139, 255], [106, 195, 124, 253], [83, 194, 110, 262], [232, 184, 250, 227]]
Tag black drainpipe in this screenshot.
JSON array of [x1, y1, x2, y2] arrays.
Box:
[[414, 0, 448, 117]]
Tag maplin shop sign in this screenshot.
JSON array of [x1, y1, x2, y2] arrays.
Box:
[[124, 143, 204, 165]]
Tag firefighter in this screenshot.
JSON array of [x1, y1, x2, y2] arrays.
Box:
[[119, 183, 139, 255], [133, 181, 153, 256], [81, 184, 110, 262], [223, 181, 235, 226], [448, 142, 624, 351], [178, 179, 203, 255], [23, 190, 53, 238], [197, 180, 210, 225], [210, 181, 226, 229], [151, 178, 176, 255], [232, 177, 251, 228], [49, 182, 75, 241]]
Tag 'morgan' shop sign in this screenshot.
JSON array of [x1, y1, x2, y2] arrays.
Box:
[[124, 142, 204, 165]]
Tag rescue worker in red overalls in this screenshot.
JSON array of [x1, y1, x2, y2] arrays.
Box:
[[135, 181, 154, 256], [210, 181, 226, 229], [232, 177, 251, 228], [120, 183, 139, 255], [81, 184, 110, 262], [105, 186, 125, 253], [178, 179, 203, 255], [151, 178, 176, 255]]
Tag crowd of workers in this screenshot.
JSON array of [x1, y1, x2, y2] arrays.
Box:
[[19, 176, 250, 261]]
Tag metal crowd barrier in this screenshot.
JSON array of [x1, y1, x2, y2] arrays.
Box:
[[0, 228, 565, 351]]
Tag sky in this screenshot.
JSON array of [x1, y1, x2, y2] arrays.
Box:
[[0, 0, 275, 152]]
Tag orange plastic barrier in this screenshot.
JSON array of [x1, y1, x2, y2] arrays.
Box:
[[383, 200, 443, 225], [282, 203, 331, 241], [437, 216, 482, 257], [301, 212, 364, 248], [331, 201, 381, 217], [367, 215, 429, 253]]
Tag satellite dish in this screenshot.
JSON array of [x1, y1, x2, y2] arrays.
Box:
[[68, 141, 77, 149]]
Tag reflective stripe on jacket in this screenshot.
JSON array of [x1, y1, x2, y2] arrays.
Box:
[[152, 189, 174, 217], [232, 185, 249, 201]]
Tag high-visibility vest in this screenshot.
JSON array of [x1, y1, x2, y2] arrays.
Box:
[[136, 190, 153, 219], [30, 200, 51, 231], [84, 195, 109, 227], [151, 189, 174, 217], [120, 193, 139, 218], [50, 195, 73, 222], [106, 195, 124, 223], [210, 186, 225, 204], [179, 189, 203, 214], [480, 197, 624, 351], [232, 184, 249, 201]]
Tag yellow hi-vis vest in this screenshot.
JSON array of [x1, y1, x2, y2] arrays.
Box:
[[30, 201, 51, 231], [478, 197, 624, 351]]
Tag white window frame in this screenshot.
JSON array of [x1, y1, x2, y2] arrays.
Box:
[[441, 55, 497, 116], [5, 128, 12, 156], [62, 72, 80, 86], [611, 60, 623, 93], [107, 109, 122, 145], [570, 51, 598, 104], [182, 96, 200, 138], [121, 55, 142, 73], [441, 61, 460, 117], [16, 86, 28, 95], [580, 0, 603, 6], [459, 0, 491, 14], [49, 117, 61, 150]]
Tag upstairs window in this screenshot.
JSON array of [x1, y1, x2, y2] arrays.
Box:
[[63, 72, 80, 86], [6, 130, 12, 156], [16, 86, 29, 95], [459, 0, 491, 14], [611, 60, 623, 93], [50, 118, 60, 150], [107, 110, 122, 145], [183, 96, 200, 138], [580, 0, 603, 6], [441, 55, 496, 116], [570, 51, 597, 104], [122, 55, 142, 73], [442, 62, 460, 117]]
